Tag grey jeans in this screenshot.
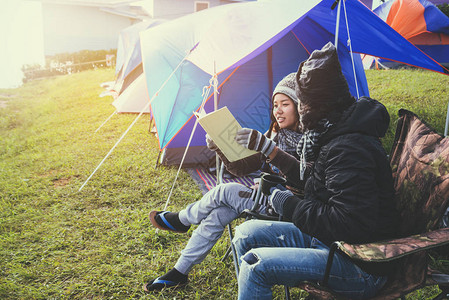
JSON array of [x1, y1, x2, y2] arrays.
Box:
[[175, 182, 265, 274]]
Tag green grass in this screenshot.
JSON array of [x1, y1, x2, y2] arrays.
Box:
[[368, 69, 449, 154], [0, 68, 448, 299]]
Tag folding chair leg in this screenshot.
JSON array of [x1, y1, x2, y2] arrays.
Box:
[[284, 286, 291, 300], [221, 245, 232, 262], [323, 242, 339, 286], [227, 223, 240, 278]]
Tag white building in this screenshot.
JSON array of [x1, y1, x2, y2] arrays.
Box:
[[38, 0, 251, 55], [40, 0, 150, 55], [144, 0, 241, 20]]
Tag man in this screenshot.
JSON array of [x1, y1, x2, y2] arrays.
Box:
[[232, 42, 399, 300]]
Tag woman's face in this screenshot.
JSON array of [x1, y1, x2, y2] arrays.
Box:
[[272, 93, 299, 130]]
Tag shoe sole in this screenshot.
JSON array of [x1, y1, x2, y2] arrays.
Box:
[[149, 211, 188, 233], [143, 278, 187, 292]]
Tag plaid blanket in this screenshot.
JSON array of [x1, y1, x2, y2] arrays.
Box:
[[186, 168, 256, 195]]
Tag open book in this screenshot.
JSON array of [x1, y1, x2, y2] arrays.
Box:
[[194, 106, 258, 162]]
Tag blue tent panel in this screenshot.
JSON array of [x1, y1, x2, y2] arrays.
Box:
[[140, 0, 447, 164]]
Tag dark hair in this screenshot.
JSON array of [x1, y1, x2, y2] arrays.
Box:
[[295, 42, 355, 131], [299, 95, 355, 131]]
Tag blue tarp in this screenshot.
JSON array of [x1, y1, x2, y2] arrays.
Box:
[[140, 0, 446, 164]]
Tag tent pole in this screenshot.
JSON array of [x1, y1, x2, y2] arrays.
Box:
[[445, 99, 449, 137], [342, 0, 360, 99], [158, 80, 212, 213], [79, 43, 199, 191], [213, 61, 222, 184], [334, 0, 342, 51], [160, 120, 201, 214]]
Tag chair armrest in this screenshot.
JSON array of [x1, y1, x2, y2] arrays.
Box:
[[241, 209, 279, 221], [338, 227, 449, 262]]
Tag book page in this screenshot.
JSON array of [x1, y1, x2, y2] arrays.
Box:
[[196, 106, 257, 162]]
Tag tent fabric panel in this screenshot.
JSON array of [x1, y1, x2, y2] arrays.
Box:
[[166, 32, 314, 150], [122, 20, 165, 79], [119, 63, 143, 95], [374, 0, 395, 21], [116, 34, 125, 74], [417, 44, 449, 63], [270, 31, 311, 83], [423, 0, 449, 34], [386, 0, 427, 39], [119, 20, 161, 79], [141, 6, 234, 149], [216, 12, 311, 77], [216, 50, 272, 133], [160, 63, 211, 148], [123, 44, 143, 79], [373, 0, 449, 66], [166, 52, 273, 149], [187, 0, 321, 75], [142, 46, 182, 148], [289, 16, 369, 98], [162, 145, 214, 167], [316, 0, 445, 73], [166, 101, 212, 148], [409, 32, 449, 45], [112, 73, 150, 113], [374, 0, 449, 36], [146, 0, 448, 153]]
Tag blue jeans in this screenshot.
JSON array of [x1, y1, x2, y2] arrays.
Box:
[[232, 220, 387, 300], [175, 183, 266, 274]]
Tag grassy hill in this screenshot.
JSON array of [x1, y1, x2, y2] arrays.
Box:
[[0, 68, 448, 299]]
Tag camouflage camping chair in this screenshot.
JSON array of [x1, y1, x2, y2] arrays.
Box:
[[297, 109, 449, 300]]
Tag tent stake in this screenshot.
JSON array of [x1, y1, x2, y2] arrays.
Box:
[[154, 150, 162, 169]]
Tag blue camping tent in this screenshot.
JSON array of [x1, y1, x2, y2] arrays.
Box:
[[105, 20, 164, 114], [114, 19, 164, 96], [140, 0, 447, 166]]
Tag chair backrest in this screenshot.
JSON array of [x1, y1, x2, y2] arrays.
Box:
[[298, 110, 449, 300], [389, 109, 449, 236], [375, 109, 449, 299]]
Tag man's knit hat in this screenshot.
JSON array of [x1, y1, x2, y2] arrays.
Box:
[[272, 72, 298, 105], [296, 42, 353, 109]]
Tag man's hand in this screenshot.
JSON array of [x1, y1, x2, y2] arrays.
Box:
[[269, 188, 294, 215], [269, 184, 287, 194], [235, 128, 276, 157]]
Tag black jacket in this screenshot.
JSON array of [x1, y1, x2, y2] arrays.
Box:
[[282, 97, 399, 246]]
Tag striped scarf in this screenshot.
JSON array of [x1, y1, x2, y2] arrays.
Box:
[[275, 128, 303, 158], [296, 119, 333, 180]]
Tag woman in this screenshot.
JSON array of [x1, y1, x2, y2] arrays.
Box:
[[144, 73, 304, 291], [233, 42, 399, 300]]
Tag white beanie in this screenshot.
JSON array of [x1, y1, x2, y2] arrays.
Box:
[[272, 72, 298, 105]]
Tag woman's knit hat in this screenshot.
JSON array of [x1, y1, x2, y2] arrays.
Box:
[[295, 42, 353, 109], [272, 72, 298, 105]]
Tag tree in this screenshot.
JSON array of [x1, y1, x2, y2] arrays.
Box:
[[437, 4, 449, 18]]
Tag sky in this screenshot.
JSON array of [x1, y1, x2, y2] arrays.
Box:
[[0, 0, 45, 89]]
